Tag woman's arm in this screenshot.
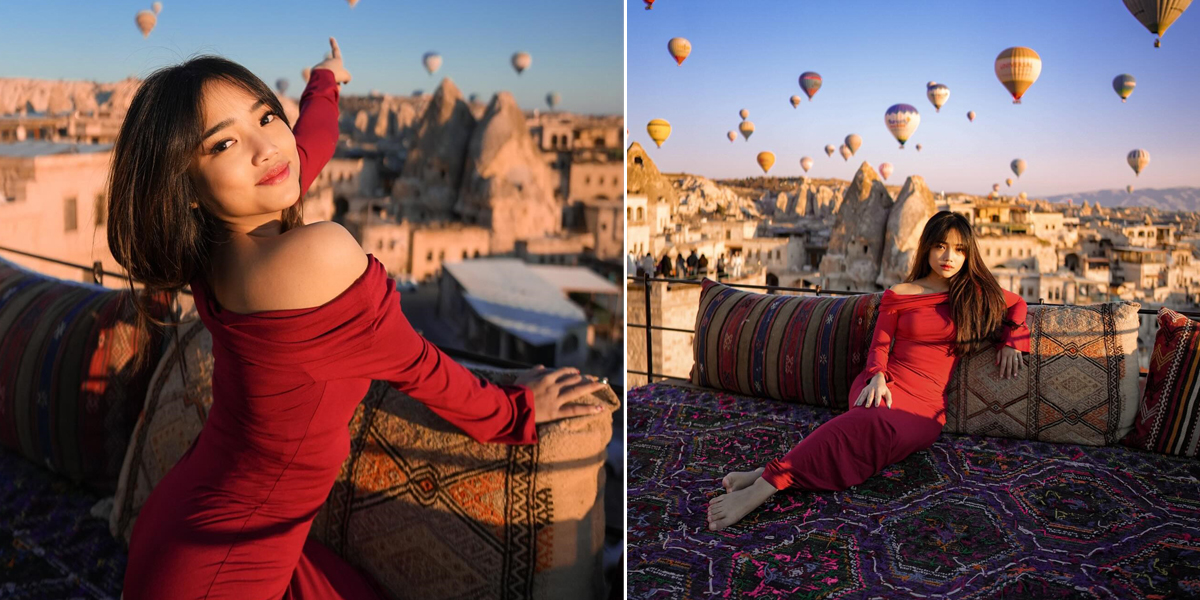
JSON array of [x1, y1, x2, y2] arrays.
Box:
[[996, 289, 1031, 353], [863, 300, 899, 383], [292, 68, 340, 197]]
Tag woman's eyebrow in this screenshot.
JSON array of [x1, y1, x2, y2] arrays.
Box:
[[202, 98, 267, 141]]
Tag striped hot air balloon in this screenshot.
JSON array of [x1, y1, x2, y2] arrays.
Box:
[[926, 83, 950, 112], [646, 119, 671, 148], [1122, 0, 1193, 47], [884, 104, 920, 148], [994, 47, 1042, 104], [1128, 149, 1150, 175], [739, 120, 755, 140], [799, 72, 822, 100], [1113, 74, 1137, 102], [880, 162, 894, 180]]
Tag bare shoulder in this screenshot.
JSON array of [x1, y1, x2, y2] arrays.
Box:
[[889, 282, 924, 295], [253, 221, 368, 312]]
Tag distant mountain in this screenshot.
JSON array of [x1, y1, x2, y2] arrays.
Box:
[[1044, 187, 1200, 212]]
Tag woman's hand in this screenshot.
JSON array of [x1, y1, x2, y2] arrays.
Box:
[[996, 346, 1023, 379], [312, 37, 352, 85], [515, 366, 610, 424], [854, 373, 892, 409]]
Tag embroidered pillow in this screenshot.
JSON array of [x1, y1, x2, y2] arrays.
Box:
[[690, 278, 882, 409], [1121, 307, 1200, 458]]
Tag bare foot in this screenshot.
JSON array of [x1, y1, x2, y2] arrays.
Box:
[[707, 477, 778, 531], [721, 467, 765, 493]]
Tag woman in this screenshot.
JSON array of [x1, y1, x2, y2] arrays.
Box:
[[108, 39, 608, 599], [707, 211, 1030, 530]]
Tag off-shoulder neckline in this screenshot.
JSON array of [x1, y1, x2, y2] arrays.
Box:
[[882, 288, 948, 298], [193, 254, 378, 320]]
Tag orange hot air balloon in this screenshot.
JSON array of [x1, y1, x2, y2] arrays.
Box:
[[646, 119, 671, 148], [135, 9, 156, 37], [967, 110, 976, 122], [727, 131, 737, 143], [1006, 178, 1014, 187], [790, 95, 802, 108], [739, 108, 749, 120], [756, 151, 775, 173], [668, 38, 691, 65], [644, 0, 654, 9], [994, 47, 1042, 104]]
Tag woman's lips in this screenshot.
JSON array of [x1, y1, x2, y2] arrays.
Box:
[[257, 163, 290, 186], [941, 265, 954, 270]]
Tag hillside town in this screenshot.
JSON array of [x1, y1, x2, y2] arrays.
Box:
[[0, 75, 625, 385], [627, 141, 1200, 387]]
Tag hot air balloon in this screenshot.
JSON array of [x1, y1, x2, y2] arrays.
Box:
[[546, 92, 560, 110], [347, 0, 359, 7], [1006, 178, 1014, 187], [301, 68, 311, 82], [739, 109, 749, 120], [135, 9, 156, 37], [1123, 0, 1193, 46], [825, 144, 836, 157], [840, 144, 852, 161], [967, 111, 976, 122], [1128, 149, 1150, 175], [727, 131, 737, 143], [1018, 192, 1028, 201], [668, 38, 691, 65], [1127, 184, 1135, 194], [275, 78, 289, 94], [884, 104, 920, 149], [1011, 158, 1026, 178], [845, 134, 862, 155], [423, 52, 442, 75], [1113, 74, 1136, 102], [799, 72, 822, 100], [926, 83, 950, 112], [995, 47, 1042, 104], [993, 183, 1001, 193], [790, 95, 802, 108], [739, 121, 754, 140], [152, 2, 162, 14], [757, 152, 775, 173], [880, 162, 894, 180], [511, 52, 532, 75], [800, 156, 814, 172], [646, 119, 671, 148], [644, 0, 654, 9], [915, 144, 923, 152]]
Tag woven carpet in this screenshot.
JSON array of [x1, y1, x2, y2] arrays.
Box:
[[0, 448, 125, 600], [627, 382, 1200, 599]]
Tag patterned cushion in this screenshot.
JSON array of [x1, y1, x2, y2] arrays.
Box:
[[110, 316, 619, 599], [944, 301, 1142, 446], [690, 278, 881, 409], [1121, 307, 1200, 458], [0, 256, 170, 491]]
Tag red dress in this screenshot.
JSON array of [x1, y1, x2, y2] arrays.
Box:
[[761, 288, 1030, 491], [122, 69, 538, 600]]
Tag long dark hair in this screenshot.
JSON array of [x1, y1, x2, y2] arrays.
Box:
[[905, 211, 1011, 356], [106, 56, 304, 374]]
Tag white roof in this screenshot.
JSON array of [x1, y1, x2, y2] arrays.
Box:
[[0, 141, 113, 158], [529, 265, 620, 295], [444, 259, 587, 346]]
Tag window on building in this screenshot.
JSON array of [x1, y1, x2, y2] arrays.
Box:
[[636, 207, 643, 221], [389, 240, 397, 250], [462, 250, 468, 259], [438, 250, 445, 260], [64, 197, 77, 232], [426, 251, 433, 261], [585, 176, 591, 184], [726, 231, 732, 240], [94, 193, 106, 227]]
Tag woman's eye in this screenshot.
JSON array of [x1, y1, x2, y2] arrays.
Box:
[[211, 140, 233, 154], [261, 112, 276, 126]]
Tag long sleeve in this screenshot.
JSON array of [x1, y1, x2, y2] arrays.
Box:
[[996, 289, 1031, 353], [293, 68, 340, 197], [862, 304, 899, 383]]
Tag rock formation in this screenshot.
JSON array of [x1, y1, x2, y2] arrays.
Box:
[[0, 77, 141, 116], [878, 175, 938, 288], [455, 92, 560, 253], [626, 142, 678, 209], [393, 78, 477, 220], [819, 162, 894, 292]]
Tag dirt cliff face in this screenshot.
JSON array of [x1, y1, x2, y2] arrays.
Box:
[[394, 77, 477, 220], [878, 175, 937, 288], [819, 161, 895, 292], [0, 77, 141, 116]]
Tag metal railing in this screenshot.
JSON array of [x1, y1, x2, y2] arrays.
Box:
[[627, 273, 1200, 384]]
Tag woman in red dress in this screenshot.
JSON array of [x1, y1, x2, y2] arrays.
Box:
[[707, 211, 1031, 530], [107, 39, 608, 599]]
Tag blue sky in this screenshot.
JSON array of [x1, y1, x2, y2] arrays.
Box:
[[628, 0, 1200, 197], [0, 0, 623, 115]]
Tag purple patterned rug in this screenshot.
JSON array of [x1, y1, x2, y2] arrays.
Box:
[[627, 382, 1200, 599]]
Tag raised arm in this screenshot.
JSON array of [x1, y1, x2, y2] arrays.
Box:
[[996, 289, 1031, 353], [293, 68, 340, 196]]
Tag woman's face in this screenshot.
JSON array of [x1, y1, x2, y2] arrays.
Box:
[[189, 80, 299, 236], [928, 228, 967, 280]]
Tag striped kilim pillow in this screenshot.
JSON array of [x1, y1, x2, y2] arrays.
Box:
[[1122, 306, 1200, 458], [0, 256, 170, 491], [691, 278, 882, 409]]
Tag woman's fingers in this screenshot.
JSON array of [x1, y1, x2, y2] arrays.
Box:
[[884, 388, 892, 409], [329, 37, 341, 58], [557, 380, 608, 404], [555, 403, 604, 419]]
